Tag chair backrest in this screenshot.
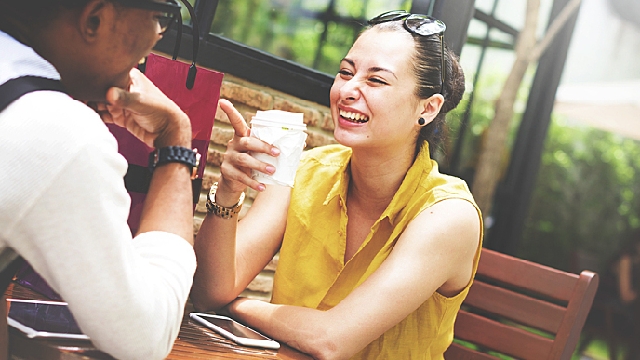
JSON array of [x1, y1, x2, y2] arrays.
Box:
[[444, 248, 599, 360]]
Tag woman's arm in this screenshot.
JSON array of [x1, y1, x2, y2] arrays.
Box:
[[192, 184, 290, 310], [226, 198, 481, 360], [191, 100, 290, 311]]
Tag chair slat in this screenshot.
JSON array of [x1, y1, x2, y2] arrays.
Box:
[[465, 280, 566, 333], [453, 310, 553, 360], [477, 250, 579, 302], [445, 343, 499, 360], [446, 249, 599, 360], [548, 271, 599, 360]]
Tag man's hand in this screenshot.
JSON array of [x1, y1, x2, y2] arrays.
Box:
[[97, 68, 191, 148]]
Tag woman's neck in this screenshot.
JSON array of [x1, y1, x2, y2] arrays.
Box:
[[347, 146, 415, 218]]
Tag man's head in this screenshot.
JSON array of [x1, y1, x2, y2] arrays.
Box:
[[0, 0, 180, 101]]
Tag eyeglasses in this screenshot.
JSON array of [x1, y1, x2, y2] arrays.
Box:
[[111, 0, 182, 34], [368, 10, 446, 94]]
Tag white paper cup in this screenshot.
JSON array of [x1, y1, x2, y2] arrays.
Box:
[[250, 110, 307, 187]]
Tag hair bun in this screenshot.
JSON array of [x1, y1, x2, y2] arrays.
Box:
[[441, 50, 465, 114]]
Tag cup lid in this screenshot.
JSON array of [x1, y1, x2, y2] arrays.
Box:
[[253, 110, 304, 125], [251, 118, 307, 131]]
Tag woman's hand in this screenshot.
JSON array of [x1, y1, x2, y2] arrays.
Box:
[[94, 68, 192, 149], [217, 99, 280, 196]]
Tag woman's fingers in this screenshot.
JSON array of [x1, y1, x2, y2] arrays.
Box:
[[219, 160, 264, 192], [228, 151, 275, 175], [222, 150, 275, 192], [219, 99, 280, 157], [217, 99, 281, 192], [219, 99, 249, 138]]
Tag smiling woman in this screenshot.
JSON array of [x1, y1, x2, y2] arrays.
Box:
[[191, 10, 481, 360]]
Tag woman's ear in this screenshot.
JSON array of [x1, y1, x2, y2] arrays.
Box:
[[418, 94, 444, 124]]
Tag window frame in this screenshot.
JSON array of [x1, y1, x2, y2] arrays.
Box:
[[153, 0, 477, 106]]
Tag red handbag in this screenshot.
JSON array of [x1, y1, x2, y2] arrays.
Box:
[[110, 0, 223, 234], [108, 49, 223, 234]]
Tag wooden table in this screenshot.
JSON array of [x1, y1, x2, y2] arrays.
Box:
[[5, 283, 311, 360]]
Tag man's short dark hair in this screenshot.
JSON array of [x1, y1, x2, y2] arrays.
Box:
[[0, 0, 92, 26]]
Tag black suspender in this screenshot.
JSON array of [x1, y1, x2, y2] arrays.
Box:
[[0, 76, 66, 291], [0, 76, 66, 111]]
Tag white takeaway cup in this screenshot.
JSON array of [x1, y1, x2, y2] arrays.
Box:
[[249, 110, 308, 187]]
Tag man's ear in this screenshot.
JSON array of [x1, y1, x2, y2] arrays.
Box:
[[78, 0, 110, 42], [418, 94, 445, 124]]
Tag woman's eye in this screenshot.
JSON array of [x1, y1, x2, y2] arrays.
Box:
[[338, 70, 353, 77], [368, 77, 387, 85]]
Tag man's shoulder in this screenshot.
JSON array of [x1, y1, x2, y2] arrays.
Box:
[[9, 90, 94, 120], [2, 91, 115, 149], [0, 91, 123, 185]]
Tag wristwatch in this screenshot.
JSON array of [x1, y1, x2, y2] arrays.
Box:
[[206, 182, 245, 219], [149, 146, 200, 179]]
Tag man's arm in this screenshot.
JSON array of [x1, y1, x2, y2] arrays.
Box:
[[5, 82, 195, 359], [101, 68, 194, 243], [11, 129, 195, 360]]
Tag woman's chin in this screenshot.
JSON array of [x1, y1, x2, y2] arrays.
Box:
[[333, 131, 364, 148]]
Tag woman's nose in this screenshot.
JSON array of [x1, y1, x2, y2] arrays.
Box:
[[340, 79, 362, 101]]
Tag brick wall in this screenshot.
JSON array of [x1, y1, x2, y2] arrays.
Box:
[[193, 72, 336, 301]]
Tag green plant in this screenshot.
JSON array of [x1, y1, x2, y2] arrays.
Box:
[[520, 117, 640, 271]]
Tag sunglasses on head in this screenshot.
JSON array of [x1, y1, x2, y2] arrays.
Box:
[[368, 10, 446, 94], [111, 0, 182, 34]]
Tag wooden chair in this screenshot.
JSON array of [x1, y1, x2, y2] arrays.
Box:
[[0, 248, 25, 360], [444, 248, 599, 360]]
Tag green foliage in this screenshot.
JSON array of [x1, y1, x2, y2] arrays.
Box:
[[206, 1, 640, 275], [443, 69, 640, 274], [209, 0, 412, 74], [179, 0, 195, 22], [519, 118, 640, 271], [440, 68, 525, 181], [441, 90, 497, 173]]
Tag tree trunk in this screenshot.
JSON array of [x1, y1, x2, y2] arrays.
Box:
[[472, 0, 541, 216]]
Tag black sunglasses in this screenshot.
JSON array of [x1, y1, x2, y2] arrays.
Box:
[[111, 0, 182, 34], [368, 10, 446, 94]]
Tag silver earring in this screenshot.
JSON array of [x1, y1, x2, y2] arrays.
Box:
[[418, 117, 426, 126]]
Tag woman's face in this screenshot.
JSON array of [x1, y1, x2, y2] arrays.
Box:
[[330, 28, 423, 153]]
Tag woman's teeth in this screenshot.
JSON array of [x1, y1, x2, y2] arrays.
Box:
[[340, 110, 369, 123]]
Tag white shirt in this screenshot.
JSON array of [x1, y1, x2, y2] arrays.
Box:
[[0, 31, 197, 360]]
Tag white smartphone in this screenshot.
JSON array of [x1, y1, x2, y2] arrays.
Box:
[[190, 312, 280, 350], [6, 299, 89, 340]]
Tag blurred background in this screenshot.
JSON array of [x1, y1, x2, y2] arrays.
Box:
[[173, 0, 640, 358]]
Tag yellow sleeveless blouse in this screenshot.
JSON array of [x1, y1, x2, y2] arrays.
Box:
[[272, 144, 483, 359]]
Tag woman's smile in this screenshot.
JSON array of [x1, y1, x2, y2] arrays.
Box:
[[339, 109, 369, 123]]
